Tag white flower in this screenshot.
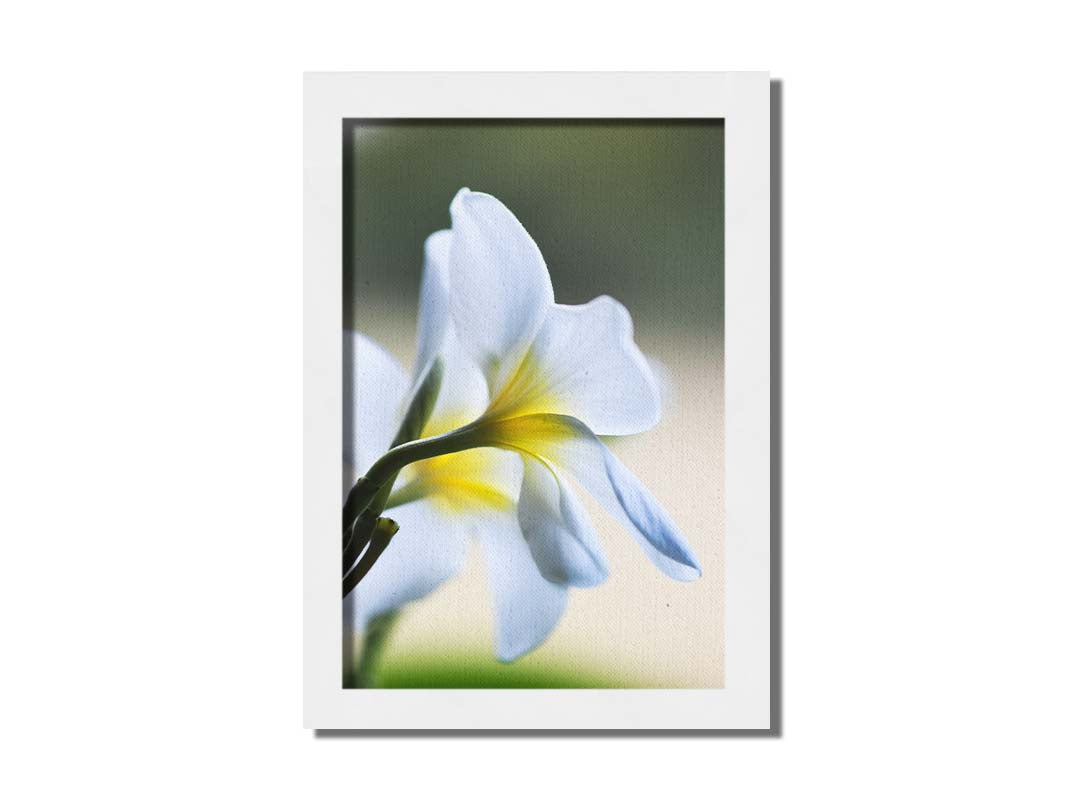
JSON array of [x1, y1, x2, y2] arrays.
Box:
[[345, 189, 701, 662]]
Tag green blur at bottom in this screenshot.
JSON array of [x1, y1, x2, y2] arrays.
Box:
[[345, 650, 643, 689]]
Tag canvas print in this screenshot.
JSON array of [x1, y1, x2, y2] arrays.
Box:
[[342, 121, 724, 688]]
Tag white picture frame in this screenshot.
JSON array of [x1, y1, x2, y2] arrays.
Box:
[[304, 72, 771, 730]]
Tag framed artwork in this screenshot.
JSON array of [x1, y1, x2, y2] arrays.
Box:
[[304, 72, 770, 730]]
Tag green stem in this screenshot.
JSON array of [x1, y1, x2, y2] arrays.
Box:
[[342, 422, 487, 530], [342, 483, 394, 576], [344, 517, 399, 597]]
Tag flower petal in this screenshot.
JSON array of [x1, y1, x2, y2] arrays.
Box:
[[422, 329, 490, 435], [477, 511, 568, 662], [351, 498, 469, 630], [480, 414, 702, 581], [584, 442, 702, 582], [516, 455, 609, 588], [488, 296, 661, 435], [411, 229, 452, 384], [447, 188, 553, 394], [344, 332, 407, 476]]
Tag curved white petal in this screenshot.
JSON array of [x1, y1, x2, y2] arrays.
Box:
[[645, 356, 676, 423], [480, 414, 702, 581], [584, 443, 702, 582], [489, 296, 661, 435], [351, 498, 469, 630], [423, 328, 490, 434], [447, 188, 553, 394], [412, 229, 452, 383], [517, 455, 609, 588], [344, 332, 407, 476], [477, 511, 568, 662]]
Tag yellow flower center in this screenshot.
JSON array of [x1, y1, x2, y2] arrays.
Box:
[[387, 413, 514, 515]]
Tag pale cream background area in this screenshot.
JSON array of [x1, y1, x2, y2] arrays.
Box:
[[357, 310, 724, 687]]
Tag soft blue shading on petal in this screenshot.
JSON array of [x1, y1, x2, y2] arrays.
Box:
[[426, 329, 490, 428], [352, 498, 469, 630], [478, 512, 568, 663], [516, 454, 609, 588], [412, 229, 452, 383], [344, 332, 406, 476], [541, 415, 702, 582], [447, 188, 554, 394], [599, 448, 702, 581]]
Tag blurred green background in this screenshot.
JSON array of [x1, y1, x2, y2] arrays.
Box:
[[344, 120, 725, 689], [345, 120, 723, 337]]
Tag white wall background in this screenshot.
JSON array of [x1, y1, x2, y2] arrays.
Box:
[[3, 2, 1065, 798]]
